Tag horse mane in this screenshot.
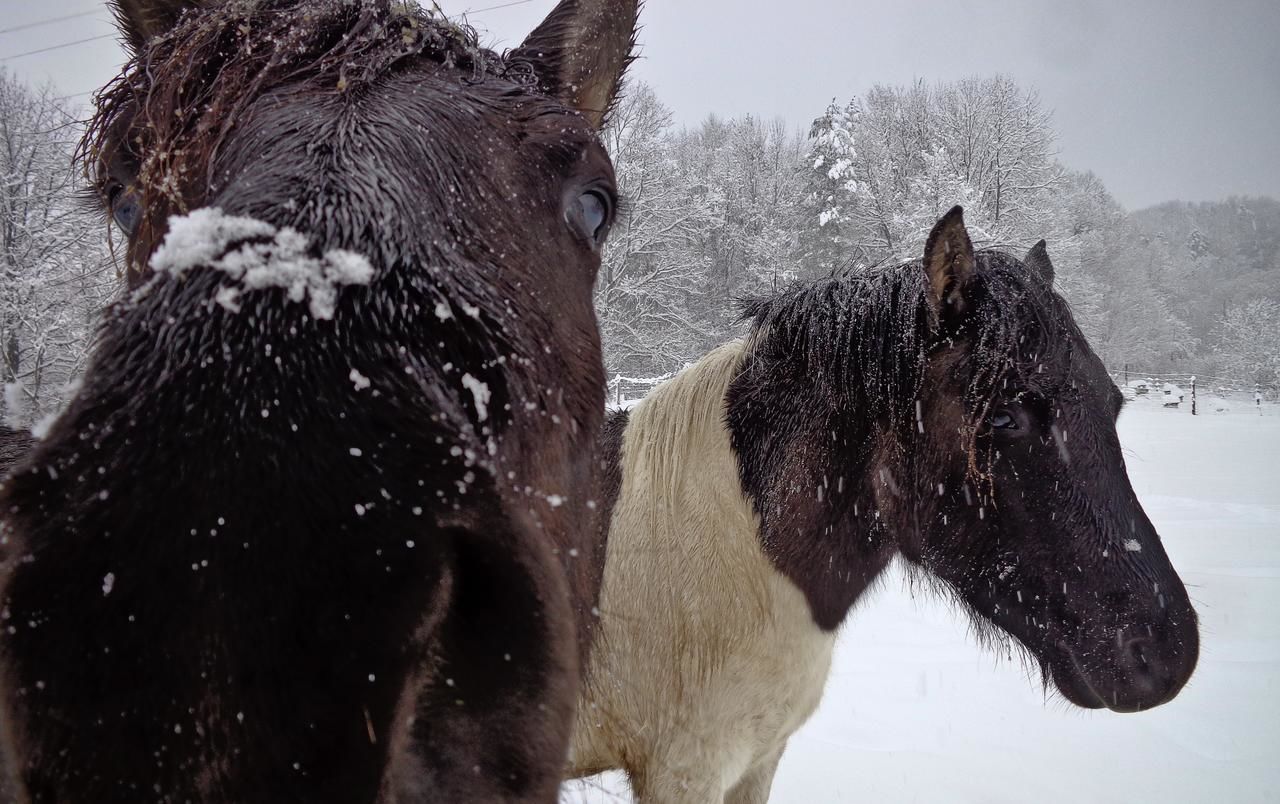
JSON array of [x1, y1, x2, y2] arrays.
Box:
[[624, 339, 751, 527], [739, 265, 931, 436], [84, 0, 531, 217], [740, 250, 1076, 445]]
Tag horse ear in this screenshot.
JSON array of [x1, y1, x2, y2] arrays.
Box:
[[112, 0, 203, 53], [512, 0, 639, 130], [922, 205, 975, 318], [1023, 239, 1055, 286]]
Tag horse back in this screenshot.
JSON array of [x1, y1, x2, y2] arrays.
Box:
[[569, 342, 836, 793]]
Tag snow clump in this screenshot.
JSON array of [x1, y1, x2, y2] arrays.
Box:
[[151, 207, 374, 320]]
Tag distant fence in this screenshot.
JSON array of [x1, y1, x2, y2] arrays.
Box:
[[606, 371, 675, 407], [608, 364, 1270, 414], [1110, 366, 1268, 414]]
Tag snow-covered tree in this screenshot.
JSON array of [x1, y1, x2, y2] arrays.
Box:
[[799, 77, 1063, 270], [0, 70, 120, 426], [595, 79, 1275, 382], [1214, 299, 1280, 392], [597, 87, 807, 375]]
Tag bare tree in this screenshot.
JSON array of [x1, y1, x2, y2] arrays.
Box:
[[0, 70, 119, 427], [598, 86, 807, 375], [597, 83, 708, 375], [1214, 299, 1280, 391]]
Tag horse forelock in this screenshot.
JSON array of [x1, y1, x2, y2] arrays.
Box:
[[82, 0, 534, 239], [945, 252, 1092, 492]]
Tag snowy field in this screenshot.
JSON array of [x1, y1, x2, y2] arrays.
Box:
[[564, 396, 1280, 802]]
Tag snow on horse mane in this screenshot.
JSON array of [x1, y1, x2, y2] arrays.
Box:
[[151, 207, 374, 320]]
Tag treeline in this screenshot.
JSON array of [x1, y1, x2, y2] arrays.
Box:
[[598, 77, 1280, 391], [1, 69, 1277, 429]]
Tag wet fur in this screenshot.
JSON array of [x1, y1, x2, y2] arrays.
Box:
[[0, 0, 635, 801]]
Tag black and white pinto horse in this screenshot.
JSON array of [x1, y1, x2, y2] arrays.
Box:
[[0, 0, 636, 800], [568, 208, 1200, 802]]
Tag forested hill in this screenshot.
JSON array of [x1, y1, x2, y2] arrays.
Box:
[[1110, 197, 1280, 386], [595, 78, 1279, 390]]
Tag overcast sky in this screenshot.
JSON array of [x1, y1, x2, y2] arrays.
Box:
[[3, 0, 1277, 210]]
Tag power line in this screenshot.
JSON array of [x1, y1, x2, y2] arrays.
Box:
[[0, 1, 531, 66], [0, 34, 115, 63], [0, 9, 101, 37], [463, 0, 537, 15], [55, 90, 96, 103]]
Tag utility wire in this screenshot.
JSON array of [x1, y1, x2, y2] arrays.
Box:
[[463, 0, 537, 15], [0, 9, 101, 37], [0, 34, 114, 63], [1, 0, 532, 65]]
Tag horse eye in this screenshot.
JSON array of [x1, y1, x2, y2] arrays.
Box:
[[989, 410, 1018, 430], [568, 189, 613, 246], [111, 188, 142, 235]]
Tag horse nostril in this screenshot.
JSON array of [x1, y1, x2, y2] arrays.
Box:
[[1131, 640, 1152, 665], [1127, 637, 1149, 670], [1118, 635, 1176, 698]]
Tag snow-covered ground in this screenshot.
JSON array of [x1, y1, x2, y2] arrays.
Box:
[[564, 397, 1280, 802]]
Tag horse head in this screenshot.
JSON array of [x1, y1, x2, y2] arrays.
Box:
[[893, 207, 1200, 712]]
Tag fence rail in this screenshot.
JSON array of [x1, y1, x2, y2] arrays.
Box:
[[607, 364, 1271, 413], [1111, 365, 1269, 414], [606, 372, 675, 407]]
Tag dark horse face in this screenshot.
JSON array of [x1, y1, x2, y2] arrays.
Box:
[[95, 0, 632, 375], [0, 0, 635, 800], [84, 0, 635, 543], [897, 208, 1199, 712]]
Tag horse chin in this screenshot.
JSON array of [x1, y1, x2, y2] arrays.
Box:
[[1047, 650, 1108, 710], [1051, 643, 1175, 713]]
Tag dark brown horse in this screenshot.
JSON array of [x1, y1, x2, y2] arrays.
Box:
[[0, 0, 635, 800]]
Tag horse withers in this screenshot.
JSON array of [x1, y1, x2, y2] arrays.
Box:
[[0, 0, 635, 801], [568, 207, 1200, 802]]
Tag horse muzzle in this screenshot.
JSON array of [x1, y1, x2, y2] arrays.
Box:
[[1052, 604, 1200, 712]]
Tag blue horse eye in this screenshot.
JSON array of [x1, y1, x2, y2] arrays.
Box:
[[573, 190, 610, 242], [112, 190, 142, 234], [989, 411, 1018, 430]]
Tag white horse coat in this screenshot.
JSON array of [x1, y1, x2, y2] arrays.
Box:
[[568, 340, 835, 803]]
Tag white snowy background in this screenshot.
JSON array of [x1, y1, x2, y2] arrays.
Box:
[[564, 395, 1280, 802]]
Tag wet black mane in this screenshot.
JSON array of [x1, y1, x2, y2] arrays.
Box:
[[740, 250, 1079, 442]]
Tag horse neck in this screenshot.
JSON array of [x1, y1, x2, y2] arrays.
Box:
[[726, 331, 913, 632]]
